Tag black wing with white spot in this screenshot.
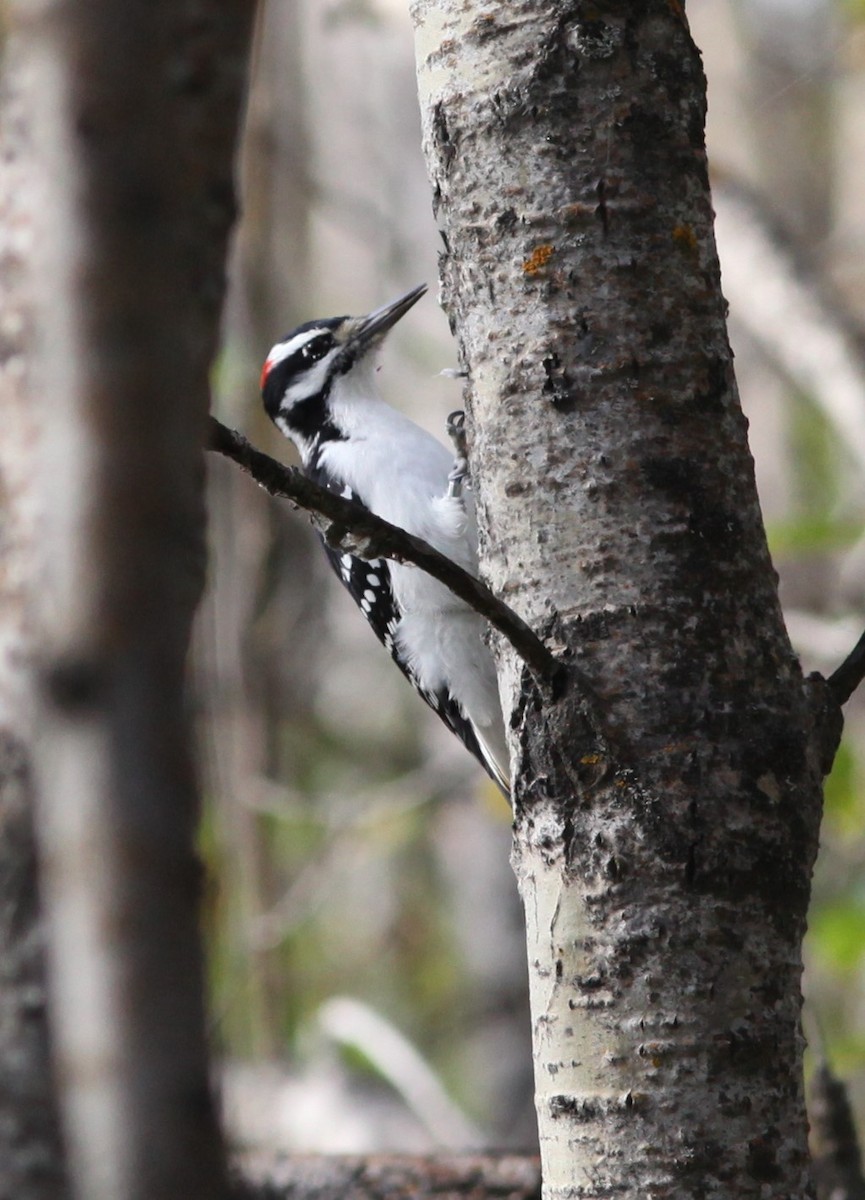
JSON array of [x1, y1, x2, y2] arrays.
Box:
[[327, 546, 402, 660], [306, 458, 496, 784], [306, 454, 402, 658]]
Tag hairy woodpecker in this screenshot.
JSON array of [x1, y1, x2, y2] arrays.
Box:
[[260, 284, 508, 793]]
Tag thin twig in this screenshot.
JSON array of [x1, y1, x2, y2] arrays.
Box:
[[207, 418, 561, 686], [827, 628, 865, 707]]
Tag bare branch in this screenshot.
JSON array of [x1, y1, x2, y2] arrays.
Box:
[[827, 629, 865, 707], [232, 1153, 541, 1200], [208, 418, 562, 687]]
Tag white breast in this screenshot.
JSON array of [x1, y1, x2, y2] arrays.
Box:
[[316, 370, 508, 787]]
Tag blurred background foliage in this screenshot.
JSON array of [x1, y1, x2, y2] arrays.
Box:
[[197, 0, 865, 1157]]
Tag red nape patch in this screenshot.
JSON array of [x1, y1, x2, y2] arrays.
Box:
[[259, 358, 272, 392]]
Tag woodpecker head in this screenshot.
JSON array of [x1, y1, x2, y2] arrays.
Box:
[[260, 283, 427, 458]]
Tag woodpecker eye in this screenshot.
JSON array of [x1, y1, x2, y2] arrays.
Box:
[[300, 335, 332, 365]]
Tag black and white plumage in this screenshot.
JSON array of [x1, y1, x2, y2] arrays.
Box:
[[260, 284, 508, 793]]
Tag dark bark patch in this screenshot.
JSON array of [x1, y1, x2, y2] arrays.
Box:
[[620, 104, 675, 161], [673, 1137, 726, 1195], [747, 1134, 783, 1183], [641, 456, 742, 561], [595, 178, 609, 237], [650, 48, 702, 110], [431, 101, 455, 174], [548, 1090, 638, 1120], [605, 854, 622, 880], [569, 16, 620, 61], [574, 971, 606, 992], [694, 355, 731, 415], [738, 711, 807, 786], [542, 351, 572, 410]]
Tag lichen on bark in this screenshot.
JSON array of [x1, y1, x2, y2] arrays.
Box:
[[411, 3, 828, 1197]]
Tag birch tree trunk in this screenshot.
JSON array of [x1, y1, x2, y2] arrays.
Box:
[[411, 3, 835, 1197]]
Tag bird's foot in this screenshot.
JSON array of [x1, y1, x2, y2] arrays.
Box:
[[446, 410, 468, 498]]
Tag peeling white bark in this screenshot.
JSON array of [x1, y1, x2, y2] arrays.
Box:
[[411, 3, 830, 1197]]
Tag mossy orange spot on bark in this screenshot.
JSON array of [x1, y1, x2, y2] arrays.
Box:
[[580, 753, 602, 765], [522, 244, 554, 275], [672, 223, 697, 254]]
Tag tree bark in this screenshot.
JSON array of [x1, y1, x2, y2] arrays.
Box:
[[411, 3, 835, 1197], [6, 1, 256, 1196]]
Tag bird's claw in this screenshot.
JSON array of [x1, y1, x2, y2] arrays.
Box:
[[446, 410, 468, 499]]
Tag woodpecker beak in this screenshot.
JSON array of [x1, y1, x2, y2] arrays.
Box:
[[359, 283, 427, 338], [341, 283, 427, 361]]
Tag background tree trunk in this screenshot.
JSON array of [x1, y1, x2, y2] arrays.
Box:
[[5, 1, 256, 1196], [0, 53, 68, 1200], [411, 2, 834, 1196]]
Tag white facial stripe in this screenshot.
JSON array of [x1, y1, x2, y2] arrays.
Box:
[[283, 355, 335, 404], [266, 327, 329, 369]]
